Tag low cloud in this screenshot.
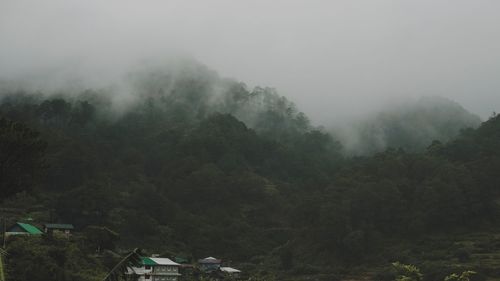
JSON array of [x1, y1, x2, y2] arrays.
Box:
[[1, 0, 500, 124]]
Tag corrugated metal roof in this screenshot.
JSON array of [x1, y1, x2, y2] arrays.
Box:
[[141, 257, 157, 266], [199, 257, 221, 264], [44, 223, 74, 230], [16, 222, 43, 234], [141, 257, 180, 266], [150, 258, 180, 266], [221, 267, 241, 273]]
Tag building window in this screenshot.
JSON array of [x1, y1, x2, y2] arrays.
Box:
[[145, 265, 151, 270]]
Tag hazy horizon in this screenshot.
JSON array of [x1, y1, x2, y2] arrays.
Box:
[[2, 0, 500, 123]]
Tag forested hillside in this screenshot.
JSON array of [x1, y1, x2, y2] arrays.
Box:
[[333, 96, 482, 155], [0, 63, 499, 281]]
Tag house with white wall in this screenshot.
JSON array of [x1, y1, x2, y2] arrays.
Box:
[[129, 257, 181, 281]]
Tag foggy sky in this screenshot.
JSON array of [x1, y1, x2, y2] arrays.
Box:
[[1, 0, 500, 124]]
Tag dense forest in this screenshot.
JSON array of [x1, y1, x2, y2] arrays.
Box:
[[0, 63, 499, 281]]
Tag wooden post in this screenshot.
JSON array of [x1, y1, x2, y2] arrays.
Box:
[[2, 216, 5, 249]]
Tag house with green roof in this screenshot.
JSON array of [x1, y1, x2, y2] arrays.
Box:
[[128, 257, 181, 281], [5, 222, 43, 236]]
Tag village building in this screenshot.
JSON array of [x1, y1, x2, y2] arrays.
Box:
[[43, 223, 75, 236], [5, 222, 43, 236], [220, 266, 242, 278], [198, 257, 222, 272], [129, 257, 181, 281]]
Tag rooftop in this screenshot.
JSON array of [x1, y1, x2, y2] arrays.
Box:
[[221, 267, 241, 273], [199, 256, 222, 264], [11, 222, 43, 234], [142, 257, 180, 266], [43, 223, 75, 230]]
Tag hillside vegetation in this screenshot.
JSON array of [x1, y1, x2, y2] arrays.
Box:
[[0, 63, 499, 281]]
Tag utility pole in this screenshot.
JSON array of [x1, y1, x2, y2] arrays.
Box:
[[0, 248, 5, 281], [2, 216, 5, 249]]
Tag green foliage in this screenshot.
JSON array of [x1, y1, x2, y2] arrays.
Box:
[[392, 262, 423, 281], [444, 271, 476, 281], [0, 117, 46, 199], [5, 236, 105, 281], [84, 226, 119, 253], [1, 64, 500, 280]]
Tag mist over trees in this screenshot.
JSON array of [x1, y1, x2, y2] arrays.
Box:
[[1, 61, 499, 280], [332, 96, 482, 155]]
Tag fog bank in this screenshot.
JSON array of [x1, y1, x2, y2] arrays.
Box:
[[2, 1, 500, 124]]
